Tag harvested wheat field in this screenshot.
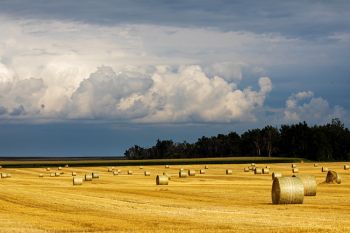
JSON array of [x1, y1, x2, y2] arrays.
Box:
[[0, 162, 349, 233]]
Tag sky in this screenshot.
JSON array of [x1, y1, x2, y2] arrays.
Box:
[[0, 0, 349, 156]]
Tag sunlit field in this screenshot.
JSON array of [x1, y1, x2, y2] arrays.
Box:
[[0, 161, 349, 233]]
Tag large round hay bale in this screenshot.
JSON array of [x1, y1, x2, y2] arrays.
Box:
[[293, 174, 317, 196], [144, 171, 151, 176], [344, 165, 349, 170], [108, 168, 113, 172], [127, 170, 133, 175], [248, 166, 254, 171], [326, 170, 341, 184], [251, 163, 256, 167], [55, 172, 60, 177], [200, 169, 206, 174], [58, 167, 62, 170], [188, 169, 196, 176], [71, 172, 77, 176], [180, 168, 184, 171], [156, 175, 168, 185], [0, 165, 2, 169], [322, 167, 329, 172], [292, 168, 299, 173], [226, 169, 232, 175], [1, 173, 7, 178], [117, 169, 121, 173], [272, 172, 282, 180], [314, 163, 318, 167], [291, 164, 297, 168], [254, 168, 262, 174], [244, 167, 249, 172], [92, 173, 99, 179], [50, 173, 55, 177], [39, 173, 44, 177], [65, 164, 69, 168], [139, 166, 143, 169], [205, 165, 209, 169], [271, 177, 304, 204], [73, 177, 83, 185], [46, 168, 51, 171], [179, 170, 188, 178], [263, 168, 270, 174], [165, 165, 170, 168], [85, 174, 93, 181], [113, 171, 118, 176]]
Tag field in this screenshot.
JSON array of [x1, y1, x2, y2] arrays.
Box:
[[0, 160, 349, 233]]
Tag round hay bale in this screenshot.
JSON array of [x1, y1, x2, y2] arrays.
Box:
[[292, 174, 317, 196], [251, 163, 256, 167], [108, 168, 113, 172], [344, 165, 349, 170], [156, 175, 168, 185], [144, 171, 151, 176], [46, 168, 51, 171], [271, 177, 304, 204], [272, 172, 282, 180], [39, 173, 44, 177], [92, 173, 99, 179], [113, 171, 118, 176], [65, 164, 69, 168], [71, 172, 77, 176], [179, 170, 188, 178], [139, 166, 143, 169], [85, 174, 93, 181], [291, 164, 297, 168], [117, 169, 121, 173], [248, 166, 254, 171], [127, 170, 133, 175], [205, 165, 209, 169], [58, 167, 62, 170], [55, 172, 60, 177], [188, 169, 196, 176], [314, 163, 318, 167], [1, 173, 6, 178], [226, 169, 232, 175], [322, 167, 329, 172], [263, 168, 270, 174], [180, 168, 184, 171], [292, 168, 299, 173], [73, 177, 83, 185], [200, 169, 206, 174], [254, 168, 262, 174], [0, 165, 2, 169], [50, 173, 55, 177], [165, 165, 170, 168], [326, 170, 341, 184], [244, 167, 250, 172]]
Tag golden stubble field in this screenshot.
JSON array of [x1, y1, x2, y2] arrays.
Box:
[[0, 162, 349, 233]]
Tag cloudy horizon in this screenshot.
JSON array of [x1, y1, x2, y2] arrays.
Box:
[[0, 0, 349, 156]]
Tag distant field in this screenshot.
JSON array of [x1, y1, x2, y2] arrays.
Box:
[[0, 161, 349, 232], [0, 156, 304, 168]]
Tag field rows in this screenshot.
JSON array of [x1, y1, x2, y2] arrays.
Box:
[[0, 162, 349, 232]]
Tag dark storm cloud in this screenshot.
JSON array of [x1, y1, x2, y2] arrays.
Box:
[[0, 0, 349, 38]]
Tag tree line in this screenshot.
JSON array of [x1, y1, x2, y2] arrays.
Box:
[[124, 119, 350, 161]]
